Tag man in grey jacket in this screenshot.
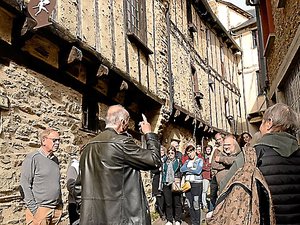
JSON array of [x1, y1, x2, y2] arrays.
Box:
[[74, 105, 161, 225], [20, 128, 63, 225]]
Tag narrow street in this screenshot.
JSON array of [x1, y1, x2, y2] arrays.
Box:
[[152, 209, 207, 225]]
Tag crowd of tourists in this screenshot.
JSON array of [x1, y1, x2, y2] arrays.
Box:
[[151, 131, 254, 225], [19, 103, 300, 225]]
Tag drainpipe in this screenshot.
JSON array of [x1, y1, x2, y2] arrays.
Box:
[[165, 2, 174, 115]]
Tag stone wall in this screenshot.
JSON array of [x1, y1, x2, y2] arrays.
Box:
[[267, 0, 300, 84], [0, 61, 156, 224], [0, 61, 91, 224]]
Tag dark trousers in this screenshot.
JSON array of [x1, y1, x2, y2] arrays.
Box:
[[155, 192, 165, 218], [210, 176, 218, 208], [185, 182, 202, 225], [68, 203, 79, 225], [163, 184, 182, 223]]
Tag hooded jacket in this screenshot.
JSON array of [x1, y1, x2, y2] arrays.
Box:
[[255, 132, 300, 225], [74, 128, 161, 225]]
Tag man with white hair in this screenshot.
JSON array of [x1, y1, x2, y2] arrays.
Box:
[[74, 105, 161, 225]]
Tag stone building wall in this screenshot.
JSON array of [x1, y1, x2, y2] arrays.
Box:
[[266, 0, 300, 85], [0, 61, 156, 224], [0, 61, 88, 224], [0, 0, 248, 223]]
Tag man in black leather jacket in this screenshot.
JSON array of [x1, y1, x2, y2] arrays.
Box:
[[74, 105, 161, 225]]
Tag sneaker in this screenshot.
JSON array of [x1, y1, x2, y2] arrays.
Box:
[[165, 222, 172, 225], [175, 221, 181, 225]]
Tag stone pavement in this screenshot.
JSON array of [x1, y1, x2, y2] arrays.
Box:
[[152, 209, 207, 225]]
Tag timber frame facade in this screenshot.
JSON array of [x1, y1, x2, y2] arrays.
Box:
[[0, 0, 245, 223]]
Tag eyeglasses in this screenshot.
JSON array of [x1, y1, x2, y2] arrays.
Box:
[[168, 152, 175, 155], [47, 137, 60, 143], [186, 149, 195, 154]]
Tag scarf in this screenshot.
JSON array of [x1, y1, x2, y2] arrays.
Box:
[[165, 160, 175, 186]]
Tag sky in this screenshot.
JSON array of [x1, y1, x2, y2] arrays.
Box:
[[226, 0, 254, 11]]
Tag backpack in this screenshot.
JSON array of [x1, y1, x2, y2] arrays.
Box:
[[207, 147, 276, 225]]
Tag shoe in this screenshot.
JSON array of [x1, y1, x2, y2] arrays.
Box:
[[175, 221, 181, 225], [165, 222, 172, 225]]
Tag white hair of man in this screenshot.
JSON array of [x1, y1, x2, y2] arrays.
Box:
[[105, 105, 130, 129], [263, 103, 299, 135]]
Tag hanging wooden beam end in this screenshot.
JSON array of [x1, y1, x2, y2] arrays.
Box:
[[97, 64, 109, 77], [67, 46, 82, 64]]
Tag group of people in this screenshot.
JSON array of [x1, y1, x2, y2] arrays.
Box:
[[20, 104, 161, 225], [151, 141, 212, 225], [151, 103, 300, 225], [151, 132, 253, 225], [19, 103, 299, 225]]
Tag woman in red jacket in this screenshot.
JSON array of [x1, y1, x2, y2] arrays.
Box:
[[202, 145, 212, 211]]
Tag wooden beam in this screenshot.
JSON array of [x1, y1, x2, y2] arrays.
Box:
[[119, 80, 128, 91], [67, 46, 82, 64], [96, 64, 109, 77]]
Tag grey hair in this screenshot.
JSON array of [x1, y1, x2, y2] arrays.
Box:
[[263, 103, 299, 134], [105, 105, 129, 128], [40, 128, 59, 143]]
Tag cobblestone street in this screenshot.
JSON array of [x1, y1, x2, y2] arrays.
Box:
[[152, 209, 207, 225]]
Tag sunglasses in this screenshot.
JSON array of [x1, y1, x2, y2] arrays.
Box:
[[47, 137, 60, 143], [168, 151, 175, 155]]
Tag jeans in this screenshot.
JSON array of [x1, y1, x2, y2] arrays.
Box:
[[163, 184, 182, 223], [202, 179, 210, 208], [185, 182, 203, 225], [68, 203, 79, 225], [210, 176, 218, 208]]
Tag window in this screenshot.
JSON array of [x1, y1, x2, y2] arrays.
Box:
[[256, 70, 264, 95], [125, 0, 152, 54], [82, 94, 100, 133], [187, 0, 197, 41], [191, 65, 203, 108], [220, 46, 225, 77], [225, 97, 230, 117], [252, 30, 257, 48], [236, 100, 241, 117]]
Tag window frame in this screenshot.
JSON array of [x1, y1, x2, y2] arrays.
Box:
[[125, 0, 152, 54]]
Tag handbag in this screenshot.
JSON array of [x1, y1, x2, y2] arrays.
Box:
[[180, 175, 191, 192], [171, 178, 182, 192], [181, 181, 191, 192]]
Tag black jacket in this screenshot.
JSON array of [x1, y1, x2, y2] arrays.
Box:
[[74, 128, 161, 225], [255, 132, 300, 225]]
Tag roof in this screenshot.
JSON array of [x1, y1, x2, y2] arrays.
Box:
[[194, 0, 242, 53], [216, 0, 253, 19], [231, 17, 257, 32]]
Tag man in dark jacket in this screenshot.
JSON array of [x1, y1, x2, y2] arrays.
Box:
[[255, 103, 300, 225], [74, 105, 161, 225]]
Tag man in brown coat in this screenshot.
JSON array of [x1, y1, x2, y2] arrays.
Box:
[[211, 135, 241, 196]]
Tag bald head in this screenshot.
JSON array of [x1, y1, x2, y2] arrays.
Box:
[[105, 105, 130, 133], [223, 134, 240, 155]]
